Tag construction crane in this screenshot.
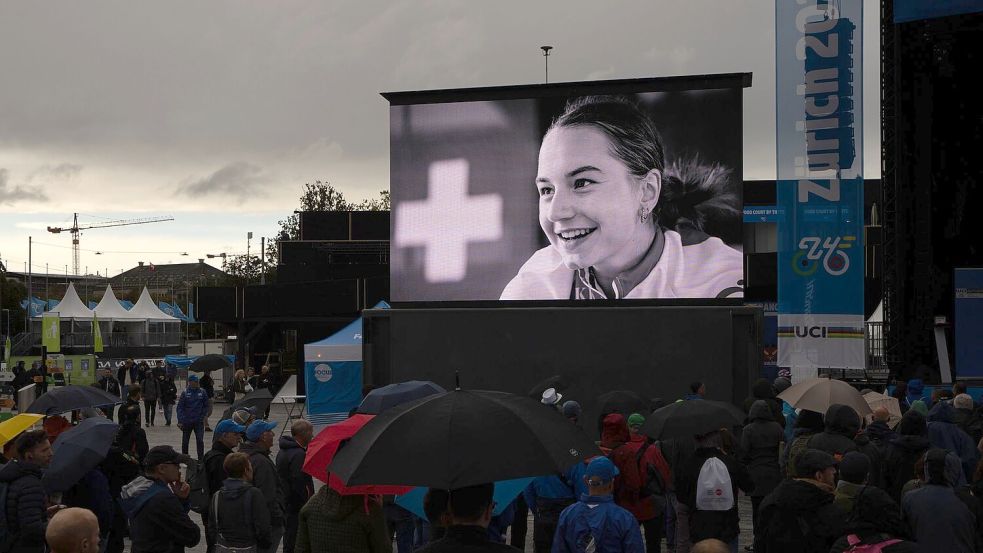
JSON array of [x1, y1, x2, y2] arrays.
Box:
[[47, 213, 175, 275]]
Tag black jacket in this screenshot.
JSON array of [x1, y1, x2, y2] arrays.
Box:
[[94, 376, 122, 398], [677, 447, 753, 543], [159, 379, 178, 405], [416, 525, 519, 553], [0, 460, 48, 553], [203, 441, 234, 503], [742, 379, 786, 427], [207, 479, 272, 548], [275, 436, 313, 513], [753, 479, 846, 553], [883, 412, 931, 503], [239, 441, 285, 527], [954, 408, 983, 444], [740, 400, 785, 498], [120, 476, 201, 553], [807, 404, 860, 458]]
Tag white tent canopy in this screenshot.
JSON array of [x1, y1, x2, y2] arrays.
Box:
[[45, 283, 94, 319], [93, 284, 141, 320], [128, 287, 179, 321]]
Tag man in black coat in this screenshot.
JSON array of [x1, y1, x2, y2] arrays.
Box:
[[93, 368, 122, 421], [275, 420, 314, 553], [119, 446, 200, 553], [201, 419, 245, 553], [416, 483, 520, 552], [754, 449, 846, 553], [0, 429, 55, 553]]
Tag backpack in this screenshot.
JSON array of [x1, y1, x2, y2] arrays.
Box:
[[787, 434, 813, 478], [694, 457, 733, 511], [612, 443, 667, 517], [188, 450, 224, 514], [844, 534, 902, 553]]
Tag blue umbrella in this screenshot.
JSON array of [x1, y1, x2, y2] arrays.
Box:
[[357, 380, 446, 415], [394, 476, 535, 519], [42, 417, 119, 493]]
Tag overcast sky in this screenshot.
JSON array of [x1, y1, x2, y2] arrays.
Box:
[[0, 1, 881, 279]]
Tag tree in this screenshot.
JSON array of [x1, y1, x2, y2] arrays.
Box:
[[0, 276, 27, 336], [220, 254, 263, 286]]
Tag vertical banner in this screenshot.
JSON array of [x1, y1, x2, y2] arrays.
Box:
[[93, 314, 104, 353], [776, 0, 865, 372], [42, 313, 60, 353]]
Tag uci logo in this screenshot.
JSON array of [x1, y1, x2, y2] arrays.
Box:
[[314, 364, 333, 383], [794, 326, 828, 338], [792, 235, 855, 277]]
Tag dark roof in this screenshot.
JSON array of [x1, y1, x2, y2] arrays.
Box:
[[110, 261, 227, 286]]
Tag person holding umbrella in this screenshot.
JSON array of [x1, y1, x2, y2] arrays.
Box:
[[0, 429, 56, 553], [416, 483, 518, 553], [553, 457, 644, 553], [120, 445, 200, 553]]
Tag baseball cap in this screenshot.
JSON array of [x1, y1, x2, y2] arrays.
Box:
[[627, 413, 645, 428], [214, 419, 246, 435], [188, 374, 199, 382], [796, 449, 837, 476], [585, 456, 619, 483], [245, 420, 278, 441], [144, 445, 193, 468]]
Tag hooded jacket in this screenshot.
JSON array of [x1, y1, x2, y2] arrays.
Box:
[[239, 440, 285, 527], [953, 407, 983, 444], [861, 420, 898, 448], [552, 494, 645, 553], [740, 400, 785, 498], [678, 447, 753, 544], [159, 378, 178, 405], [0, 460, 47, 553], [598, 414, 630, 455], [927, 401, 979, 485], [902, 450, 977, 553], [807, 404, 861, 459], [140, 376, 160, 402], [905, 379, 928, 409], [883, 411, 931, 502], [782, 409, 825, 477], [743, 379, 786, 427], [275, 435, 313, 513], [119, 476, 201, 553], [294, 486, 391, 553], [207, 478, 272, 548], [753, 478, 846, 553], [829, 479, 914, 553]]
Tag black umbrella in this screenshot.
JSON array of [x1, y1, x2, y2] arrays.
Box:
[[188, 354, 231, 373], [27, 385, 122, 416], [220, 388, 274, 421], [356, 380, 446, 415], [641, 400, 744, 441], [594, 390, 651, 434], [330, 389, 601, 489], [42, 417, 118, 493]]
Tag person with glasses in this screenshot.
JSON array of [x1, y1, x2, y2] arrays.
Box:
[[120, 446, 201, 553]]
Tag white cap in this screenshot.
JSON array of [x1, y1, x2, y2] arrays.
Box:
[[541, 387, 563, 405]]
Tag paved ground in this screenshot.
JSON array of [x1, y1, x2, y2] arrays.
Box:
[[135, 401, 754, 553]]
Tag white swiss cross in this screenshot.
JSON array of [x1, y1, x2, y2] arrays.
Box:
[[395, 158, 503, 283]]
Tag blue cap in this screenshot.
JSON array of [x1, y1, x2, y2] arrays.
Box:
[[585, 456, 619, 482], [214, 419, 246, 435], [188, 374, 199, 382], [245, 420, 278, 441]]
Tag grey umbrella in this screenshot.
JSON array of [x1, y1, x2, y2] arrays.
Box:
[[42, 417, 119, 493], [220, 388, 274, 421]]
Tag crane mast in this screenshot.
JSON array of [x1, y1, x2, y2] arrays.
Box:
[[47, 212, 174, 275]]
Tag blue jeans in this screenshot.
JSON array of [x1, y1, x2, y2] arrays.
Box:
[[162, 402, 173, 425], [181, 420, 205, 460]]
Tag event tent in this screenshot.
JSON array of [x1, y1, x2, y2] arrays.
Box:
[[47, 283, 94, 319], [93, 285, 142, 320], [303, 301, 389, 425]]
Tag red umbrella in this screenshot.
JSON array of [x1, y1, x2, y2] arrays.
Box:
[[302, 414, 411, 496]]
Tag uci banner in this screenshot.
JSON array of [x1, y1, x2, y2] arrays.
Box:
[[776, 0, 865, 371]]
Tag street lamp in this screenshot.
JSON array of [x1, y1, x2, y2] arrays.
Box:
[[205, 253, 228, 260]]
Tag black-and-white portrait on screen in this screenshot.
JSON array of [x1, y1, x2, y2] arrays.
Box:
[[390, 83, 744, 302]]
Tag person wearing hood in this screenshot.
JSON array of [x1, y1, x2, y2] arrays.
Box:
[[806, 404, 861, 459], [597, 413, 630, 456], [740, 399, 785, 537], [677, 430, 753, 549], [891, 382, 909, 415], [782, 409, 824, 477], [902, 448, 977, 552], [927, 400, 979, 485], [120, 445, 200, 553], [276, 420, 314, 553], [753, 449, 846, 553], [207, 452, 272, 551], [296, 485, 391, 553], [883, 411, 932, 502], [239, 420, 285, 553], [609, 413, 671, 553], [772, 377, 797, 443], [828, 459, 916, 553], [952, 393, 983, 444], [0, 430, 55, 553], [743, 379, 786, 428], [905, 379, 929, 411]]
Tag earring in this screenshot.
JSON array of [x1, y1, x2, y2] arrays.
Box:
[[639, 207, 649, 223]]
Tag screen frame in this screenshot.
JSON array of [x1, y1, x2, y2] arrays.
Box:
[[386, 72, 753, 308]]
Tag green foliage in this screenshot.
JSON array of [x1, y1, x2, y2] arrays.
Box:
[[0, 276, 28, 335]]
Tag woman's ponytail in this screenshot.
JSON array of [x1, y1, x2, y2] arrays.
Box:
[[656, 157, 741, 244]]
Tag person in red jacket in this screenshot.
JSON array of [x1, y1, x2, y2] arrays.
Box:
[[611, 413, 672, 553]]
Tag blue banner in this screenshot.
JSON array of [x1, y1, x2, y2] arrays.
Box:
[[955, 268, 983, 378], [776, 0, 865, 371], [894, 0, 983, 23]]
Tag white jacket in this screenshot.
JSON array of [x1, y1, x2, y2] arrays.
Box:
[[500, 230, 744, 300]]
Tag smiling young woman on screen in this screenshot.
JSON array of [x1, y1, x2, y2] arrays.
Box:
[[500, 95, 744, 300]]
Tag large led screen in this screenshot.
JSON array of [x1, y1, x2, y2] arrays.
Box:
[[389, 74, 748, 302]]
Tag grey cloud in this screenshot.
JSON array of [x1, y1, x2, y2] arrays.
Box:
[[175, 162, 269, 203], [0, 168, 49, 205], [29, 162, 83, 180]]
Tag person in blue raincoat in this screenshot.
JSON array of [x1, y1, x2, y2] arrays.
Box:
[[524, 473, 575, 553], [552, 456, 644, 553]]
